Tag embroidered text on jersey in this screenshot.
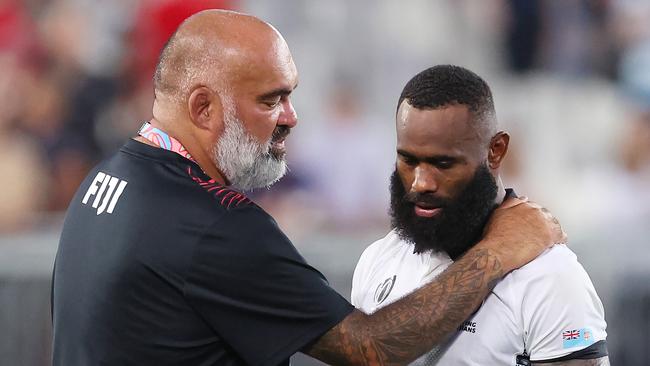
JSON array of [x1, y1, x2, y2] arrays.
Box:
[[82, 172, 128, 215]]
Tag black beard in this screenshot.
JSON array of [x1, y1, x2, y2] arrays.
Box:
[[389, 164, 499, 259]]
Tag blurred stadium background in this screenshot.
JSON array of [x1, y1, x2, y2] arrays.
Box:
[[0, 0, 649, 365]]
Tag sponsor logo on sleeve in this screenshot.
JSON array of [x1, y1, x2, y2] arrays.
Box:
[[562, 328, 595, 349], [82, 171, 128, 215]]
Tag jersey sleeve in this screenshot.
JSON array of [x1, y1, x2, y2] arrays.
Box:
[[183, 204, 354, 366], [520, 246, 607, 362]]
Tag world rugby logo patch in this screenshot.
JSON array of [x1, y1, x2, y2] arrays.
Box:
[[374, 275, 397, 304]]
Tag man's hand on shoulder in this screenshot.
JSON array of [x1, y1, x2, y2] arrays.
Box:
[[305, 197, 568, 366], [476, 197, 566, 273]]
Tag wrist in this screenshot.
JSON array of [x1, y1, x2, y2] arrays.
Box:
[[473, 238, 513, 274]]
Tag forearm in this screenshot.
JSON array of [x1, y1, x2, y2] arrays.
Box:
[[306, 245, 504, 365], [532, 356, 610, 365]]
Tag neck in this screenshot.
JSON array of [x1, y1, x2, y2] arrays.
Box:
[[143, 118, 228, 185]]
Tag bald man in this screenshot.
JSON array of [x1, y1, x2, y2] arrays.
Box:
[[52, 10, 564, 366]]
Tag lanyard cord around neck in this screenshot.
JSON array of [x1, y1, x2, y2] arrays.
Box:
[[138, 122, 195, 163]]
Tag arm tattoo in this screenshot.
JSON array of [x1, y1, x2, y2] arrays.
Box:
[[532, 356, 610, 365], [305, 247, 504, 365]]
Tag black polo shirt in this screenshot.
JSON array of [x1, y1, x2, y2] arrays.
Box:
[[52, 139, 354, 366]]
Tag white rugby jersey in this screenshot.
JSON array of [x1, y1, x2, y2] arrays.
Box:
[[351, 230, 607, 365]]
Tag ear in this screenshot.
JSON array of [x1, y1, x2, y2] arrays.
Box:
[[488, 131, 509, 170], [187, 86, 223, 132]]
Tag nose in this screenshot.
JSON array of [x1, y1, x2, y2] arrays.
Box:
[[278, 99, 298, 128], [411, 165, 438, 194]]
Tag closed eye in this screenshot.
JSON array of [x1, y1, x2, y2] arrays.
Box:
[[402, 156, 418, 166], [263, 97, 281, 108], [397, 152, 418, 166], [397, 150, 460, 169], [435, 160, 454, 169], [258, 86, 295, 109]]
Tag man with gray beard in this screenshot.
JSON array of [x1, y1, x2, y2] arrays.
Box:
[[52, 10, 565, 366], [214, 94, 289, 190]]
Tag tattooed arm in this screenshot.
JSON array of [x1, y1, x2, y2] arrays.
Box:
[[532, 357, 610, 365], [305, 198, 565, 366], [307, 246, 504, 365]]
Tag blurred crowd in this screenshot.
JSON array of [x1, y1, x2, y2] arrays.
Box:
[[0, 0, 236, 231], [0, 0, 648, 239]]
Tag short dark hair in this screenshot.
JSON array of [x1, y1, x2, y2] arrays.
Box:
[[397, 65, 496, 127]]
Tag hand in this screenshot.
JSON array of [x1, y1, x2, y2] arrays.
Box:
[[477, 197, 566, 273]]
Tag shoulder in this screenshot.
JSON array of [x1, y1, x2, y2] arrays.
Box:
[[505, 244, 592, 291], [148, 163, 272, 244], [355, 230, 409, 272], [494, 244, 602, 310], [352, 230, 411, 306], [102, 149, 256, 219], [185, 165, 253, 210], [499, 245, 607, 361], [193, 192, 295, 268], [157, 164, 259, 224]]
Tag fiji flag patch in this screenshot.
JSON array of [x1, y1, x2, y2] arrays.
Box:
[[562, 328, 595, 349]]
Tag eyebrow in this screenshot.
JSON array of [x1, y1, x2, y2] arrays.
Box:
[[257, 82, 299, 101], [397, 149, 460, 164]]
